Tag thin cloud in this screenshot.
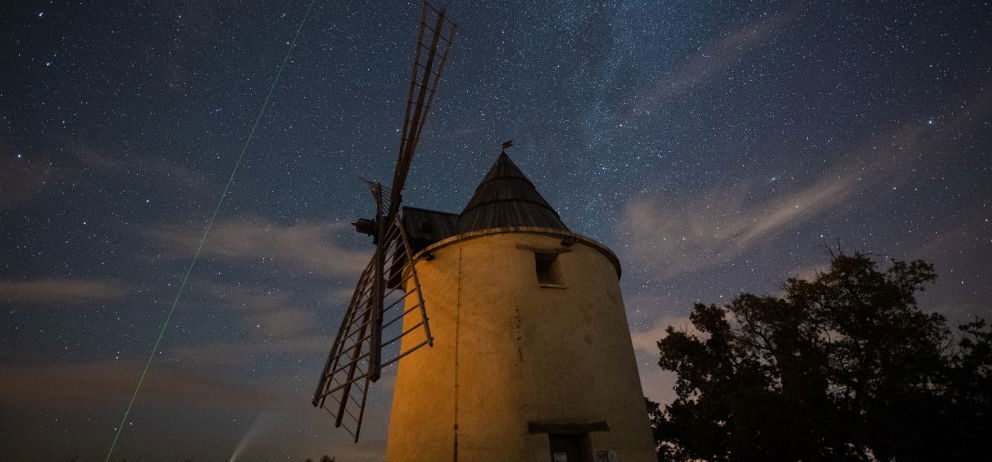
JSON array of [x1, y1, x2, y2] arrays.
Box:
[[619, 181, 849, 280], [0, 360, 274, 411], [787, 262, 830, 284], [193, 282, 320, 338], [626, 297, 693, 404], [619, 121, 928, 281], [621, 79, 992, 282], [637, 354, 679, 406], [629, 14, 789, 115], [630, 314, 697, 356], [0, 278, 128, 305], [147, 218, 369, 277], [74, 144, 213, 192], [0, 142, 213, 211], [171, 335, 329, 366], [326, 287, 357, 306]]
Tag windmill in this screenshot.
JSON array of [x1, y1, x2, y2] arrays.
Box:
[[311, 1, 456, 441], [314, 4, 655, 461]]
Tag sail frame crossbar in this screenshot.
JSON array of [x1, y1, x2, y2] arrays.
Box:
[[311, 215, 433, 442]]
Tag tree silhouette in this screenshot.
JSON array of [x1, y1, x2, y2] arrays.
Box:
[[651, 252, 991, 461]]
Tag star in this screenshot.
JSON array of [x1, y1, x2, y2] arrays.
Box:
[[1, 1, 989, 460]]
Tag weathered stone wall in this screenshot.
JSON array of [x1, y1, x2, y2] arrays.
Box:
[[387, 228, 655, 462]]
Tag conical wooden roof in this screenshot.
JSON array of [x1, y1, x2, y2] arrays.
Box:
[[457, 152, 569, 233]]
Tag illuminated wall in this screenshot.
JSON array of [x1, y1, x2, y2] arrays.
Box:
[[387, 227, 655, 462]]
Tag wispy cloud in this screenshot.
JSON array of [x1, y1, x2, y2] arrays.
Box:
[[0, 142, 216, 211], [630, 314, 697, 356], [629, 14, 789, 115], [625, 296, 693, 404], [172, 335, 329, 366], [619, 121, 928, 280], [326, 287, 358, 306], [74, 144, 214, 192], [0, 278, 128, 305], [639, 363, 678, 406], [147, 218, 369, 277], [787, 262, 830, 284], [629, 312, 685, 405], [0, 360, 273, 410], [193, 282, 321, 338], [619, 183, 842, 280]]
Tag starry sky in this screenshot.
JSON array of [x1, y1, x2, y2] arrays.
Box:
[[2, 1, 990, 460]]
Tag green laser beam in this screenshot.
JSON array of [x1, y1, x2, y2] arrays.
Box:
[[104, 1, 317, 460]]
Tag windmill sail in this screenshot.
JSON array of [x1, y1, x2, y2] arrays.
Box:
[[311, 214, 432, 441], [390, 1, 456, 218], [312, 1, 455, 442]]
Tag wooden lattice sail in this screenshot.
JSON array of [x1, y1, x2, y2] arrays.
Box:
[[312, 1, 456, 442]]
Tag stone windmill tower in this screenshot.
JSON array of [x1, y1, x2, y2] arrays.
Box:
[[385, 148, 656, 462], [311, 3, 655, 460]]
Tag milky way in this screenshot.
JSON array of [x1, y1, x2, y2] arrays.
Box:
[[1, 1, 990, 460]]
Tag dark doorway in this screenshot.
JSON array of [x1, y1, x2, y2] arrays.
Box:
[[548, 433, 591, 462]]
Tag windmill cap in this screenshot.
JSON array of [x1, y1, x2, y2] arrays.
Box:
[[457, 152, 569, 233]]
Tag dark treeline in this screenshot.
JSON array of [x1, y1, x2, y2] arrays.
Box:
[[649, 252, 991, 461], [99, 455, 336, 462]]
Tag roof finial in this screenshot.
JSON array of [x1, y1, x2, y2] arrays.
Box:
[[501, 139, 514, 152]]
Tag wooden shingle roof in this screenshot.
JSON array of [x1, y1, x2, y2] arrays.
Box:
[[457, 152, 568, 233]]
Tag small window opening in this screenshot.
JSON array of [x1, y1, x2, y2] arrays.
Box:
[[549, 433, 590, 461], [596, 450, 617, 462], [535, 252, 561, 286]]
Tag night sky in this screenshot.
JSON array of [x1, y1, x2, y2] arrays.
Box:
[[2, 1, 991, 460]]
